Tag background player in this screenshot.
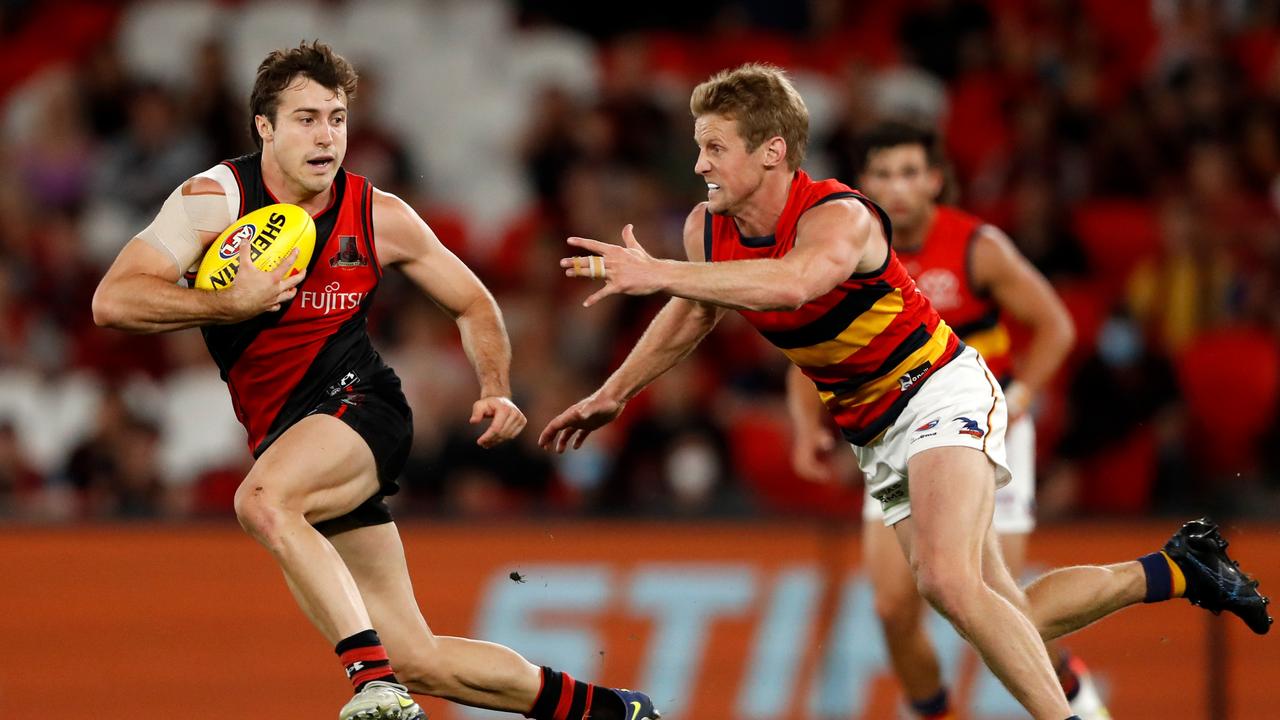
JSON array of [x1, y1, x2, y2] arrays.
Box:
[[540, 63, 1271, 720], [92, 41, 658, 720], [786, 120, 1106, 719]]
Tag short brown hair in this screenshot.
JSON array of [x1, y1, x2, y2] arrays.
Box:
[[690, 63, 809, 171], [249, 40, 358, 149]]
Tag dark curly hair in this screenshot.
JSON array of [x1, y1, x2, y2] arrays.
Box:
[[248, 40, 357, 149]]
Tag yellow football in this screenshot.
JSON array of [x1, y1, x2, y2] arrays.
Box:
[[193, 203, 315, 290]]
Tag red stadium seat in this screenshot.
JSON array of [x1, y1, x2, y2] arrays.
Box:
[[728, 405, 862, 518], [1175, 327, 1280, 476], [1051, 279, 1110, 368], [1071, 199, 1160, 293], [1077, 425, 1158, 514]]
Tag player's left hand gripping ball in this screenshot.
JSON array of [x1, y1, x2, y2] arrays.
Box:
[[194, 203, 316, 290]]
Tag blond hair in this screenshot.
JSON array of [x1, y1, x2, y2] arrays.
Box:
[[690, 63, 809, 171]]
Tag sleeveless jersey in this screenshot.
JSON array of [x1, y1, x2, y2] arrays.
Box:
[[705, 171, 963, 445], [192, 153, 392, 455], [896, 206, 1012, 381]]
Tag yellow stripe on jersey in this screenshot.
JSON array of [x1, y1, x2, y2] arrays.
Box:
[[963, 323, 1010, 363], [779, 289, 904, 368], [819, 321, 956, 408]]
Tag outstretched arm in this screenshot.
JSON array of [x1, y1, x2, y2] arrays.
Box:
[[539, 206, 725, 453], [561, 198, 880, 312], [373, 190, 525, 447], [92, 177, 304, 333]]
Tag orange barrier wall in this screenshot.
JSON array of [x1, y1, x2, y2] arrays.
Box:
[[2, 521, 1276, 718]]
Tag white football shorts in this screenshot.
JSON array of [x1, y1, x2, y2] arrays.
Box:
[[854, 345, 1014, 527]]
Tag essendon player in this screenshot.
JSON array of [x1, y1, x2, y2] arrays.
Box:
[[539, 64, 1270, 720], [93, 42, 658, 720], [786, 121, 1110, 718]]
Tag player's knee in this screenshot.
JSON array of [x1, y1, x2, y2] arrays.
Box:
[[233, 482, 290, 548], [914, 562, 982, 620], [873, 585, 923, 634]]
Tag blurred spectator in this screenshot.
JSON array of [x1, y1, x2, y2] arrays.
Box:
[[0, 421, 40, 517], [77, 41, 132, 141], [62, 386, 170, 519], [343, 67, 418, 200], [1127, 194, 1240, 352], [16, 70, 94, 212], [185, 39, 251, 160], [597, 363, 740, 516], [1049, 313, 1183, 516], [84, 80, 210, 264]]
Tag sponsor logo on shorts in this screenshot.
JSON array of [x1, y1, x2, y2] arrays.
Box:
[[898, 361, 932, 392], [915, 418, 939, 431], [955, 416, 986, 438], [874, 481, 908, 510], [219, 224, 255, 259]]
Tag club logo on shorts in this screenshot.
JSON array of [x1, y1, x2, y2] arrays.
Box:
[[219, 224, 256, 259], [916, 418, 939, 431], [955, 416, 986, 438]]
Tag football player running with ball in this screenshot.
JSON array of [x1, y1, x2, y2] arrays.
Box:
[[94, 41, 659, 720]]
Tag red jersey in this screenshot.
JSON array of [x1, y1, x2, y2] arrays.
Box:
[[896, 206, 1012, 381], [705, 171, 963, 445], [193, 153, 392, 454]]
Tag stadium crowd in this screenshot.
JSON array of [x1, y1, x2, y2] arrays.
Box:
[[0, 0, 1277, 522]]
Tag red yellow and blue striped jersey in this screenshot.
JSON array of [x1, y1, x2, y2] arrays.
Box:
[[896, 205, 1012, 382], [704, 171, 963, 445]]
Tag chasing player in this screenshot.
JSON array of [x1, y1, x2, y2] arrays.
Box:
[[540, 63, 1270, 720]]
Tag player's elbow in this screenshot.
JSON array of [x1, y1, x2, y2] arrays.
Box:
[[770, 284, 810, 311], [92, 280, 142, 332], [1043, 306, 1075, 355], [1057, 310, 1077, 349], [91, 282, 123, 329]]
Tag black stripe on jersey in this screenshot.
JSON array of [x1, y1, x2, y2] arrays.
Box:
[[201, 159, 348, 377], [361, 180, 380, 278], [252, 289, 385, 457], [812, 191, 861, 207], [228, 153, 267, 213], [760, 280, 894, 349], [310, 171, 347, 269], [738, 232, 777, 248], [703, 209, 713, 262], [952, 308, 1000, 338], [839, 338, 966, 446], [222, 160, 246, 217], [812, 323, 931, 394], [809, 191, 894, 248], [840, 383, 916, 446]]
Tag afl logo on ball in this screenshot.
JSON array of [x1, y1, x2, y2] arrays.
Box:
[[219, 224, 256, 259]]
